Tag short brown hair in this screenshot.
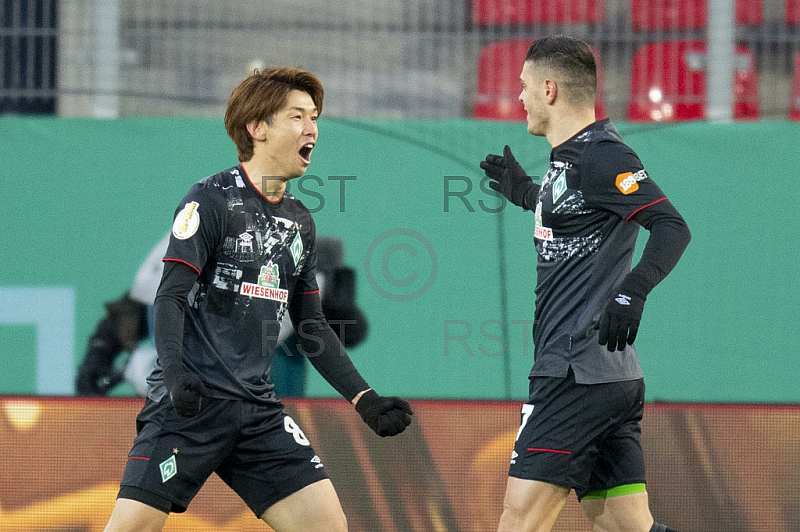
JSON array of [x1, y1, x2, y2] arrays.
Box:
[[224, 67, 324, 162], [526, 35, 597, 107]]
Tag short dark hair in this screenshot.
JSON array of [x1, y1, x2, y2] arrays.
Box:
[[525, 35, 597, 107], [224, 67, 324, 162]]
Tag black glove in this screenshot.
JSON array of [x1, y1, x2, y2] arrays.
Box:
[[355, 390, 413, 437], [597, 291, 646, 352], [480, 145, 538, 209], [162, 365, 207, 416]]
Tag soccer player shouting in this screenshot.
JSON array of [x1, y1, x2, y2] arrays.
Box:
[[104, 67, 412, 532], [481, 36, 689, 532]]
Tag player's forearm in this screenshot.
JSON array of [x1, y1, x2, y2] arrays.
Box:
[[289, 292, 370, 401], [153, 261, 197, 371], [296, 319, 371, 402], [626, 201, 691, 296]]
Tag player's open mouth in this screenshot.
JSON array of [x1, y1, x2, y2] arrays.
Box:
[[299, 143, 314, 164]]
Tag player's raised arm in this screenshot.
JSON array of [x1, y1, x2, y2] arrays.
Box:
[[480, 145, 539, 210]]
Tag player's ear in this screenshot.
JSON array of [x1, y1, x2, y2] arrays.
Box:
[[544, 79, 558, 105], [246, 120, 267, 142]]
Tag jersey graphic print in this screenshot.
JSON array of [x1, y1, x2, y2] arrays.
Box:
[[162, 166, 318, 403], [534, 159, 602, 263], [185, 168, 312, 325]]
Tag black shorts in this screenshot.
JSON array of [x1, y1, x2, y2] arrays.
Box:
[[508, 367, 646, 500], [118, 395, 328, 517]]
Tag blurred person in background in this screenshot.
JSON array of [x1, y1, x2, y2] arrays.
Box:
[[480, 35, 689, 532], [76, 235, 367, 398], [103, 67, 411, 532]]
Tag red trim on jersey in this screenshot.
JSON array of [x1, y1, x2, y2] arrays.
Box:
[[163, 258, 201, 276], [300, 290, 320, 295], [240, 164, 284, 204], [128, 456, 150, 461], [527, 447, 572, 455], [626, 196, 668, 222]]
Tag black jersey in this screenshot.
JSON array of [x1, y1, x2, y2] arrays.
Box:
[[150, 165, 318, 404], [531, 119, 667, 384]]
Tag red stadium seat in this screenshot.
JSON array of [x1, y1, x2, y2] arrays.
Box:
[[791, 53, 800, 121], [631, 0, 762, 30], [472, 0, 605, 25], [787, 0, 800, 25], [627, 41, 759, 122], [474, 40, 606, 121]]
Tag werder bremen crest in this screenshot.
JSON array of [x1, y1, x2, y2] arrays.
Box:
[[160, 455, 177, 483], [289, 232, 303, 265]]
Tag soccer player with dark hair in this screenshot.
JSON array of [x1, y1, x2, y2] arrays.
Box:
[[480, 35, 689, 532], [103, 67, 412, 532]]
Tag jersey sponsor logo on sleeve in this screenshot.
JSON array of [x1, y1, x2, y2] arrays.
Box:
[[615, 170, 649, 195], [172, 201, 200, 240]]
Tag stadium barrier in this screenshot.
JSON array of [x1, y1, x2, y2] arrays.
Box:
[[1, 397, 797, 531]]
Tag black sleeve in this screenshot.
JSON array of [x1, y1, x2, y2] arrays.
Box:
[[581, 140, 668, 221], [288, 290, 370, 402], [623, 198, 692, 297], [153, 260, 199, 372], [163, 182, 226, 275], [293, 215, 320, 296]]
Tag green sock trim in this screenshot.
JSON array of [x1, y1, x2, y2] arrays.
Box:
[[582, 483, 647, 500]]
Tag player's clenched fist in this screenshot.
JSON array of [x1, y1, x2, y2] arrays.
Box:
[[355, 390, 413, 437], [163, 365, 207, 416]]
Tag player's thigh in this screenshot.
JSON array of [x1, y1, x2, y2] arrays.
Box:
[[261, 479, 347, 532], [217, 404, 329, 518], [104, 497, 168, 532], [511, 371, 614, 490], [581, 491, 653, 532], [498, 477, 570, 532], [119, 397, 236, 513], [576, 379, 647, 504]]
